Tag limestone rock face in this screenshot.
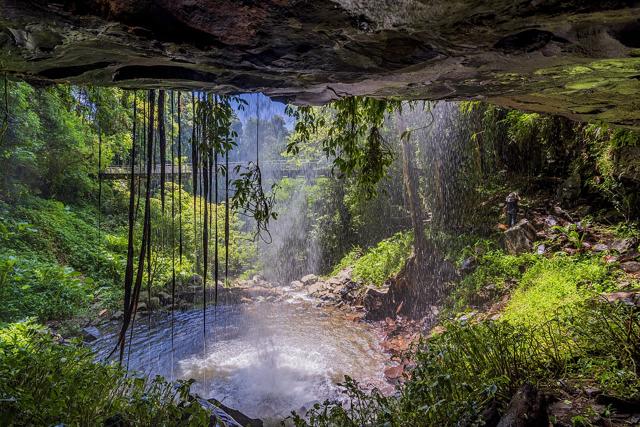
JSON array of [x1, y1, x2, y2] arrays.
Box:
[[1, 1, 640, 127]]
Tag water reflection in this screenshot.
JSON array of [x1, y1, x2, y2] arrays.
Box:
[[93, 302, 387, 420]]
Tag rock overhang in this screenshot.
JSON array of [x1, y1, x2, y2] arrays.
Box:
[[1, 0, 639, 127]]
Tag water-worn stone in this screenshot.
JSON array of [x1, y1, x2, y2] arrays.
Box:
[[306, 281, 327, 295], [289, 280, 303, 289], [300, 274, 318, 286], [158, 291, 171, 305], [611, 237, 638, 254], [504, 219, 537, 255], [111, 310, 123, 320], [149, 296, 161, 309], [621, 261, 640, 273], [81, 326, 101, 342]]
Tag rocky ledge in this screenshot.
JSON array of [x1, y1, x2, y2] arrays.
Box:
[[1, 1, 640, 127]]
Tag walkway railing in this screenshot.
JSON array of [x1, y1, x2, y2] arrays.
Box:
[[100, 161, 331, 180]]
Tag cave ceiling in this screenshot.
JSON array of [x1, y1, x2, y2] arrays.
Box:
[[1, 1, 640, 126]]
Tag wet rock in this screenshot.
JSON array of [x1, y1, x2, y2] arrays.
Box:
[[137, 302, 147, 312], [460, 257, 477, 274], [289, 280, 303, 290], [621, 261, 640, 273], [81, 326, 101, 342], [603, 291, 640, 307], [149, 296, 161, 310], [497, 383, 548, 427], [158, 291, 172, 305], [536, 244, 546, 255], [611, 237, 638, 254], [187, 274, 203, 287], [111, 310, 123, 321], [307, 281, 327, 295], [504, 219, 537, 255], [557, 172, 581, 206], [205, 398, 263, 427], [300, 274, 318, 286], [592, 243, 608, 252], [363, 287, 389, 317]]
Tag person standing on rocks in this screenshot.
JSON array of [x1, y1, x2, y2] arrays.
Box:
[[505, 192, 519, 227]]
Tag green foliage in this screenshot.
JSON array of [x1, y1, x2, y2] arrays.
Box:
[[291, 300, 639, 426], [0, 196, 124, 286], [0, 322, 210, 426], [577, 123, 640, 219], [502, 255, 615, 326], [452, 248, 536, 310], [331, 231, 413, 286], [0, 255, 90, 322], [287, 97, 401, 196], [0, 82, 131, 203]]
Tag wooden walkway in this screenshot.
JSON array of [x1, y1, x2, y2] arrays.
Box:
[[99, 161, 331, 180]]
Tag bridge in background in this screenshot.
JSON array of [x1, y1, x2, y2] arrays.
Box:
[[99, 161, 332, 180]]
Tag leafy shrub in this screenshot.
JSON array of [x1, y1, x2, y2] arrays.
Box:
[[0, 255, 92, 322], [451, 248, 536, 310], [290, 300, 639, 426], [0, 322, 210, 426], [330, 231, 413, 286]]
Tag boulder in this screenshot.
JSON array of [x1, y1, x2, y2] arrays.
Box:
[[621, 261, 640, 273], [557, 172, 581, 205], [289, 280, 303, 289], [307, 281, 327, 295], [300, 274, 319, 286], [149, 296, 161, 310], [187, 274, 203, 287], [603, 291, 640, 307], [504, 219, 537, 255], [137, 302, 147, 312], [111, 310, 123, 321], [592, 243, 608, 252], [339, 281, 360, 301], [611, 237, 638, 254], [158, 291, 172, 305], [138, 290, 149, 303], [81, 326, 101, 342], [497, 384, 548, 427], [363, 287, 389, 314]]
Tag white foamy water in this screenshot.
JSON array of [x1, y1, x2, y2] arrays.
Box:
[[93, 301, 388, 421]]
